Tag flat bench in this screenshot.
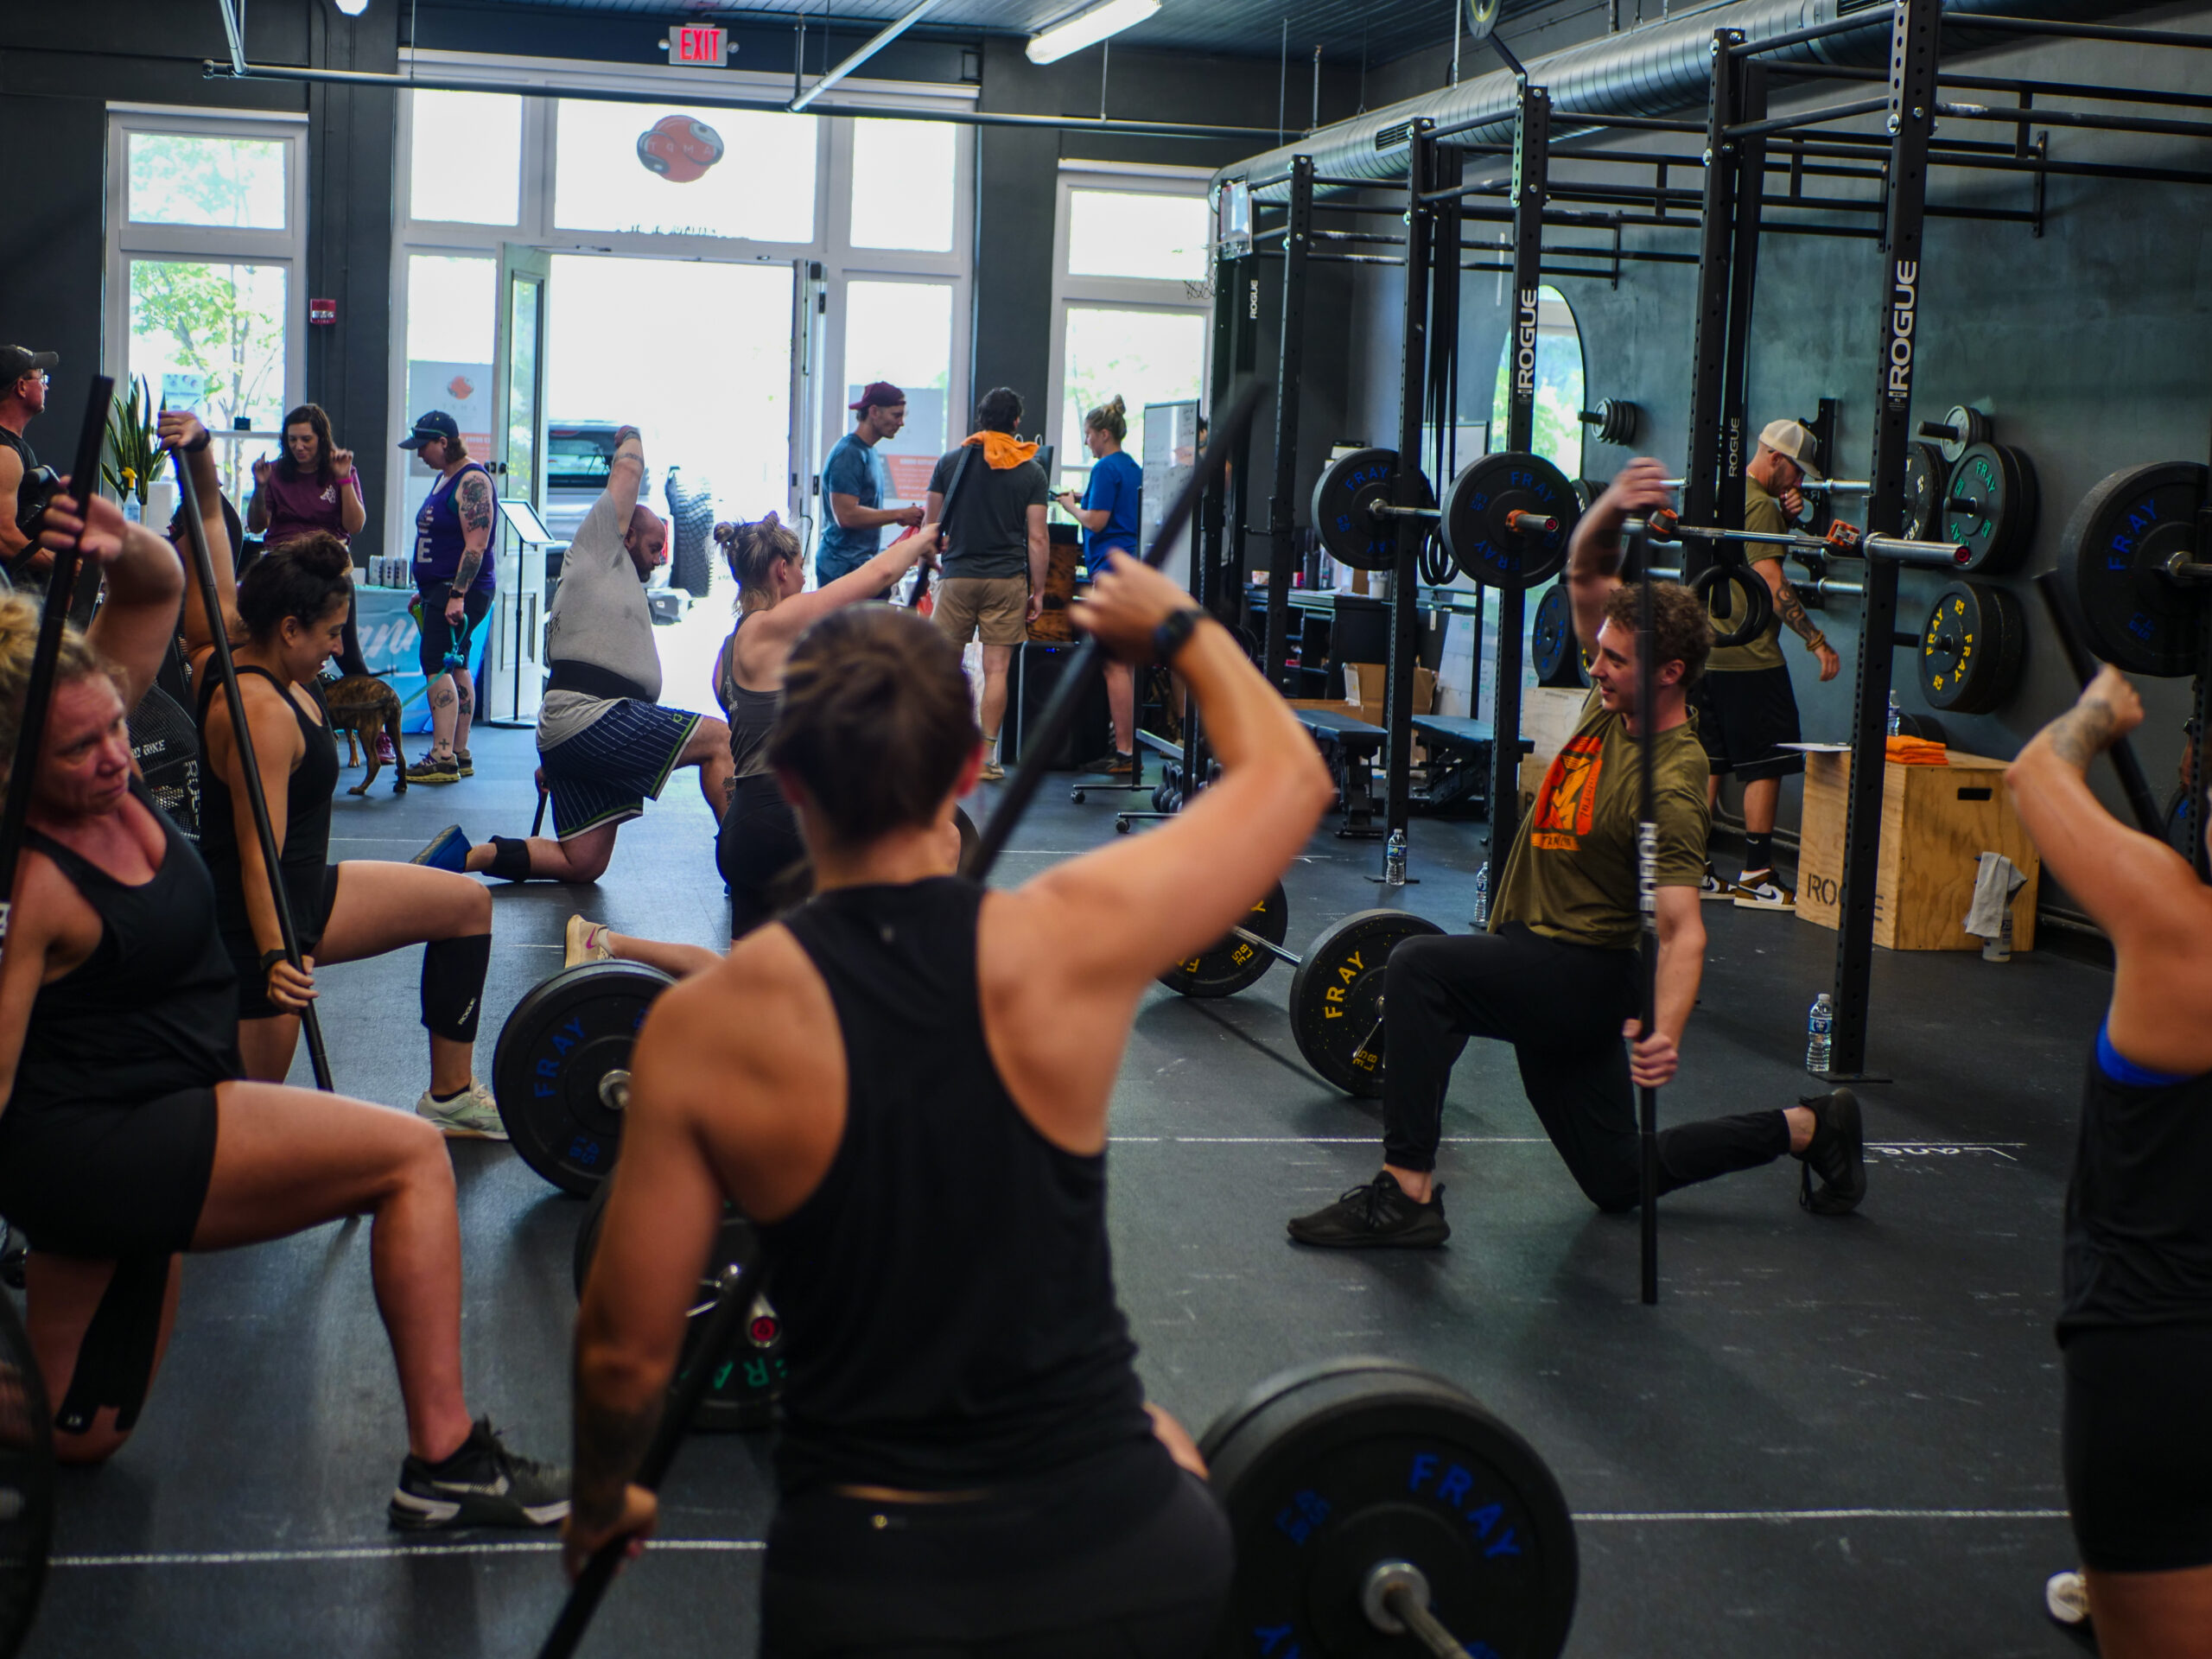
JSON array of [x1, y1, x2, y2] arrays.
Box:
[[1294, 709, 1388, 838], [1410, 715, 1535, 815]]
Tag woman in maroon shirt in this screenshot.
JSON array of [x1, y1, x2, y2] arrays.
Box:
[[248, 402, 372, 683]]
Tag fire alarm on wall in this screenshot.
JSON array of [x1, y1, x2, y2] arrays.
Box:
[[309, 298, 337, 325]]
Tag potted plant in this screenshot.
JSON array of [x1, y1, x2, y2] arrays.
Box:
[[100, 377, 174, 526]]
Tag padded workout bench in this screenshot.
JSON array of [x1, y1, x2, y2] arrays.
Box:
[[1294, 709, 1388, 837], [1410, 715, 1534, 815]]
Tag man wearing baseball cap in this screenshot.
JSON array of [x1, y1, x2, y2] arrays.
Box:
[[399, 409, 497, 785], [0, 345, 60, 580], [1695, 417, 1845, 912], [818, 381, 924, 588]]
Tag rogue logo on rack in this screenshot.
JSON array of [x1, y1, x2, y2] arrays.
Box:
[[1885, 259, 1918, 405], [1514, 288, 1540, 402]]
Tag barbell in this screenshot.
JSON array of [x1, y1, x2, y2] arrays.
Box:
[[1643, 506, 1971, 569], [1313, 450, 1583, 590], [2058, 460, 2212, 678]]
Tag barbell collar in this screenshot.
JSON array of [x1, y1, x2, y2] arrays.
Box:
[[1802, 478, 1872, 495]]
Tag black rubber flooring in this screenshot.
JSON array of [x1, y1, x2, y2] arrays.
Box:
[[24, 724, 2102, 1658]]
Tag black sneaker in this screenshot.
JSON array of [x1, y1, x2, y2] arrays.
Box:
[[405, 753, 460, 786], [453, 749, 474, 778], [1287, 1172, 1450, 1249], [1795, 1087, 1866, 1216], [1075, 750, 1134, 779], [388, 1418, 569, 1531]]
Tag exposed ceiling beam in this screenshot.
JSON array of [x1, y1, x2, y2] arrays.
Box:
[[790, 0, 955, 113]]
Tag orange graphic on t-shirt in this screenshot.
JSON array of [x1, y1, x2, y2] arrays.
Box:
[[1529, 733, 1604, 850]]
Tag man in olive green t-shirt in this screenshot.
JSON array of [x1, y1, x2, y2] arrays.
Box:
[[1289, 459, 1866, 1249], [1696, 419, 1846, 912]]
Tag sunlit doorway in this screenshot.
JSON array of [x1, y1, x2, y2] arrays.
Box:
[[1490, 285, 1586, 480]]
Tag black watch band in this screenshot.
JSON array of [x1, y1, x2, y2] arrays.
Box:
[[1151, 607, 1207, 664], [260, 948, 289, 976]]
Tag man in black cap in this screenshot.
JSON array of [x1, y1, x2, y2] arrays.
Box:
[[0, 345, 60, 583], [398, 410, 496, 785], [818, 381, 924, 587]]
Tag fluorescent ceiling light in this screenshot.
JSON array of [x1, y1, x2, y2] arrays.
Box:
[[334, 0, 371, 15], [1025, 0, 1160, 64]]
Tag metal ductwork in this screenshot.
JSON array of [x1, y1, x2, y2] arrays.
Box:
[[1216, 0, 2126, 194]]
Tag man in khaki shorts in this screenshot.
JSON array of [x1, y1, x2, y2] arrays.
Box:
[[926, 386, 1049, 781]]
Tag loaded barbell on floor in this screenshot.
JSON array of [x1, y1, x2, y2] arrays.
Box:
[[1157, 884, 1445, 1098]]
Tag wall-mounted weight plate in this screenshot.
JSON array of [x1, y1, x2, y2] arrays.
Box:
[[493, 961, 676, 1195], [1531, 583, 1586, 687], [1288, 910, 1447, 1097], [1902, 441, 1946, 543], [0, 1296, 52, 1659], [1313, 449, 1433, 572], [1158, 880, 1288, 999], [1933, 403, 1993, 466], [1441, 452, 1580, 591], [1946, 442, 2037, 573], [1201, 1358, 1578, 1659], [1917, 581, 2024, 715], [2058, 461, 2212, 678], [573, 1182, 785, 1431]]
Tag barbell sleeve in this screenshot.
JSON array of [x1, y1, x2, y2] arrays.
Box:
[[1381, 1580, 1478, 1659], [1861, 532, 1974, 568], [1229, 925, 1303, 967]]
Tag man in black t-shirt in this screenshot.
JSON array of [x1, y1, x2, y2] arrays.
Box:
[[0, 344, 60, 585], [925, 386, 1049, 782]]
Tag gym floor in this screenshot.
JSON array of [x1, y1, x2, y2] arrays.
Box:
[[25, 725, 2100, 1658]]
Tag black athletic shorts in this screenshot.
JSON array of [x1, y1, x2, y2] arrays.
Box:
[[717, 773, 810, 942], [2063, 1323, 2212, 1573], [221, 863, 343, 1021], [0, 1086, 220, 1258], [416, 582, 493, 680], [1692, 662, 1804, 782], [760, 1439, 1234, 1658]]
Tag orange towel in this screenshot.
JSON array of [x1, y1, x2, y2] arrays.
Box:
[[962, 430, 1041, 469], [1885, 734, 1948, 766]]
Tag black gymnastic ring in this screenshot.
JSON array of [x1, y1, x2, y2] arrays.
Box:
[[1692, 563, 1774, 649]]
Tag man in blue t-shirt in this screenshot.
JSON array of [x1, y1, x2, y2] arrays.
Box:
[[818, 380, 925, 587], [1053, 397, 1144, 776]]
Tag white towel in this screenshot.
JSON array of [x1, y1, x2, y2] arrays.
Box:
[[1964, 852, 2025, 940]]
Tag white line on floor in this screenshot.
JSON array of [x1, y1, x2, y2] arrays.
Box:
[[52, 1539, 764, 1568], [1575, 1508, 2067, 1523], [1109, 1137, 2026, 1152]]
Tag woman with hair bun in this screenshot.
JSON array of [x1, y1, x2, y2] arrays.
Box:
[[1053, 394, 1144, 776], [0, 463, 563, 1520], [186, 492, 502, 1135], [562, 507, 936, 974]]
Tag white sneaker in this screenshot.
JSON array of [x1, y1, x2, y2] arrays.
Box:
[[564, 914, 613, 969], [2044, 1569, 2090, 1629], [1698, 867, 1733, 902], [1730, 873, 1796, 912], [416, 1080, 507, 1140]]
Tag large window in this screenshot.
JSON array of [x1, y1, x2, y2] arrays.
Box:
[[400, 253, 497, 531], [842, 280, 954, 502], [108, 111, 307, 505], [1046, 167, 1213, 507], [554, 102, 817, 243], [410, 91, 524, 226]]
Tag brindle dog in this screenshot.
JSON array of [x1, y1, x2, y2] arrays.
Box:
[[322, 672, 409, 795]]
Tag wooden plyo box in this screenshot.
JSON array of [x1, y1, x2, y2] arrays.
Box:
[[1795, 748, 2039, 951]]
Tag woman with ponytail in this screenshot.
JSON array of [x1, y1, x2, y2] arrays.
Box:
[[562, 507, 936, 972], [0, 456, 563, 1518], [185, 500, 503, 1136], [1053, 395, 1144, 775]]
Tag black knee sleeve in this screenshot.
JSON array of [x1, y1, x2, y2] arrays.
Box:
[[56, 1252, 170, 1435], [486, 836, 534, 883], [422, 932, 492, 1043]]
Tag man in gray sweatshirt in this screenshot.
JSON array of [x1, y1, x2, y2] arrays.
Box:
[[438, 426, 733, 885]]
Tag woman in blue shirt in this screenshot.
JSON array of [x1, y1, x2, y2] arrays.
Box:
[[1054, 396, 1143, 775]]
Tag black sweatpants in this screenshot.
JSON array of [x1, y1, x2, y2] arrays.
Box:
[[1382, 925, 1790, 1211]]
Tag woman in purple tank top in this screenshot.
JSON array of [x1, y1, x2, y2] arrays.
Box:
[[248, 402, 372, 683]]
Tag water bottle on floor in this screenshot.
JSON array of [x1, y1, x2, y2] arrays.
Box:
[[1805, 992, 1834, 1074], [1384, 829, 1408, 887], [1471, 861, 1491, 930], [1887, 692, 1903, 738]]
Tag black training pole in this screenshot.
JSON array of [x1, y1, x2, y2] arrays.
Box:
[[170, 448, 337, 1092], [543, 379, 1268, 1659], [0, 376, 113, 951], [1631, 519, 1660, 1307]]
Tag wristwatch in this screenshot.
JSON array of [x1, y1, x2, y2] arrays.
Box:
[[1151, 606, 1208, 664], [259, 948, 289, 977]]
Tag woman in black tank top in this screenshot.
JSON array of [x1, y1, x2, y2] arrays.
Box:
[[189, 532, 502, 1133], [568, 579, 1334, 1655], [2007, 666, 2212, 1644], [0, 464, 561, 1516]]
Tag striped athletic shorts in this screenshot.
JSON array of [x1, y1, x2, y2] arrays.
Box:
[[537, 698, 702, 841]]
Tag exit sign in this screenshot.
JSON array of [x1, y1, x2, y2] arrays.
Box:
[[667, 25, 728, 67]]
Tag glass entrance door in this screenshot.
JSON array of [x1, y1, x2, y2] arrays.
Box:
[[486, 243, 551, 725]]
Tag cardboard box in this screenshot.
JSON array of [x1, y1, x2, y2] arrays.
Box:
[[1339, 662, 1437, 732], [1796, 748, 2039, 951]]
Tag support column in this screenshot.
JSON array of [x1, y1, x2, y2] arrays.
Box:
[[1385, 124, 1438, 853], [1682, 29, 1745, 582], [1264, 156, 1313, 694]]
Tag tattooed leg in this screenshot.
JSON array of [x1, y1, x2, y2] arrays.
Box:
[[451, 673, 474, 756], [429, 675, 458, 760]]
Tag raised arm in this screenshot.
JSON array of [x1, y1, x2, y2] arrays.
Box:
[[246, 457, 273, 532], [602, 426, 644, 528], [41, 486, 186, 714], [167, 412, 242, 658], [1565, 457, 1675, 660], [334, 446, 365, 537], [740, 522, 937, 663]]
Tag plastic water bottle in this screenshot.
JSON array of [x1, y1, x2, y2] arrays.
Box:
[[1471, 861, 1491, 930], [1886, 692, 1903, 738], [1384, 830, 1408, 887], [1805, 992, 1834, 1074]]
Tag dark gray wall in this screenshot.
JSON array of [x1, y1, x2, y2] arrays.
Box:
[[1319, 4, 2212, 836], [0, 1, 398, 558]]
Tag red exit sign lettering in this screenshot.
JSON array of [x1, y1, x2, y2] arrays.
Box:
[[668, 25, 728, 67]]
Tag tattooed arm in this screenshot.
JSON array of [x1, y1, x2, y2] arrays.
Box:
[[1754, 557, 1842, 682], [446, 468, 494, 620]]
